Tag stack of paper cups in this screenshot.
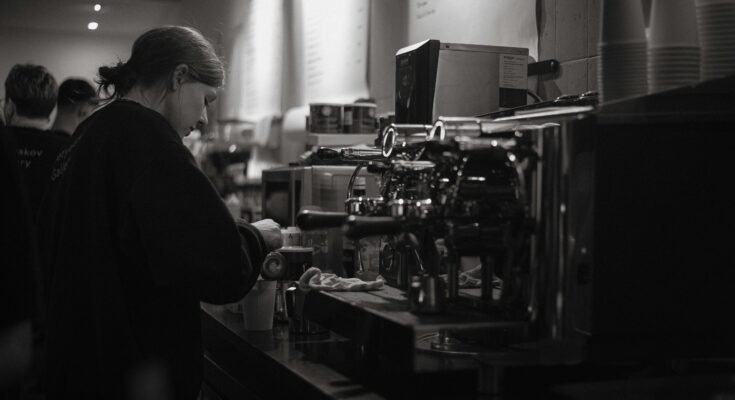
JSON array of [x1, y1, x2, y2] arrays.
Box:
[[599, 0, 648, 102], [695, 0, 735, 80], [648, 0, 701, 93], [241, 279, 276, 331]]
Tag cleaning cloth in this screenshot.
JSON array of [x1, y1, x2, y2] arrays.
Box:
[[299, 267, 384, 291]]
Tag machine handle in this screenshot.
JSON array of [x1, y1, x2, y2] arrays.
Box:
[[296, 210, 350, 230], [343, 215, 404, 239], [316, 147, 340, 160]]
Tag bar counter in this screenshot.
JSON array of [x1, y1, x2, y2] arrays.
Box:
[[200, 294, 485, 400], [201, 289, 735, 400], [200, 303, 386, 400]]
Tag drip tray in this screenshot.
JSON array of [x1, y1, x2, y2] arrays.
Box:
[[304, 285, 531, 374], [416, 332, 484, 357]]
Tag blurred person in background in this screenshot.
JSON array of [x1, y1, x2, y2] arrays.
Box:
[[3, 64, 68, 217], [0, 123, 38, 399], [50, 78, 100, 136], [36, 26, 282, 400], [3, 63, 65, 400]]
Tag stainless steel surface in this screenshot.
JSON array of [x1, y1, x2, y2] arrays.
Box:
[[408, 275, 446, 314], [380, 123, 431, 158], [264, 165, 380, 275], [285, 284, 328, 336], [274, 281, 288, 322], [387, 198, 432, 218], [345, 196, 385, 215], [293, 78, 735, 397], [395, 40, 528, 124], [331, 103, 596, 364], [428, 117, 486, 141], [340, 147, 384, 162], [416, 331, 480, 357]]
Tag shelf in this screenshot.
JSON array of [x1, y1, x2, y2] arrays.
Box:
[[306, 133, 377, 147]]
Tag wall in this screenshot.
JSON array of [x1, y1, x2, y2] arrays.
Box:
[[178, 0, 546, 118], [368, 0, 539, 112], [369, 0, 409, 114], [0, 1, 230, 99], [0, 26, 133, 88], [178, 0, 233, 53], [215, 0, 608, 111], [0, 2, 608, 116], [537, 0, 601, 100]]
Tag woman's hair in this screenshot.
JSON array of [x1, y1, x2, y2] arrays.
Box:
[[97, 26, 224, 98]]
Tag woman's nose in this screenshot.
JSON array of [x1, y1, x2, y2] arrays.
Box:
[[198, 107, 208, 128]]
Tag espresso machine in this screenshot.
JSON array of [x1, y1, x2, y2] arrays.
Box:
[[296, 131, 438, 289], [300, 77, 735, 400], [298, 120, 533, 313]]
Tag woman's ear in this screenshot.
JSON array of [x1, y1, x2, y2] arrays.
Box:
[[170, 64, 190, 91], [3, 98, 16, 124]]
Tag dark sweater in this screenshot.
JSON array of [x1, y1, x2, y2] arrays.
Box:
[[5, 126, 68, 218], [0, 124, 35, 331], [37, 100, 265, 400]]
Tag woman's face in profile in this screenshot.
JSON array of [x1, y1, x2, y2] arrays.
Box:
[[162, 79, 218, 138]]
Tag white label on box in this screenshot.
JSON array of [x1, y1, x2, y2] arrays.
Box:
[[499, 54, 527, 89]]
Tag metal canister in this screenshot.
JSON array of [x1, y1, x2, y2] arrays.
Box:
[[342, 103, 377, 133], [309, 103, 342, 133], [285, 284, 328, 336], [409, 274, 447, 314]]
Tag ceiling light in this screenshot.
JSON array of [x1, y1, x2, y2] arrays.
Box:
[[88, 22, 99, 30], [94, 4, 101, 12]]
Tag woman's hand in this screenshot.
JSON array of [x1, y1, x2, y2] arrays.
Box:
[[250, 219, 283, 251]]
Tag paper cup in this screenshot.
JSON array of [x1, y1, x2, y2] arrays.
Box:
[[599, 41, 648, 102], [601, 0, 647, 45], [649, 0, 699, 48], [241, 280, 277, 331], [696, 0, 735, 5], [696, 0, 735, 79]]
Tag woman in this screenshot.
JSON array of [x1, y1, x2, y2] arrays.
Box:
[[36, 26, 282, 399]]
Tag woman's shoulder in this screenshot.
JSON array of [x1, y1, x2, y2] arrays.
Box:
[[72, 100, 180, 162], [83, 100, 179, 145], [94, 100, 170, 130]]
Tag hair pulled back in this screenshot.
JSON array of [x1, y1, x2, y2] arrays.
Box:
[[97, 26, 224, 98]]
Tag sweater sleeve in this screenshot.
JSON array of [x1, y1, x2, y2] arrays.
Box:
[[127, 144, 262, 305], [235, 218, 268, 290]]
